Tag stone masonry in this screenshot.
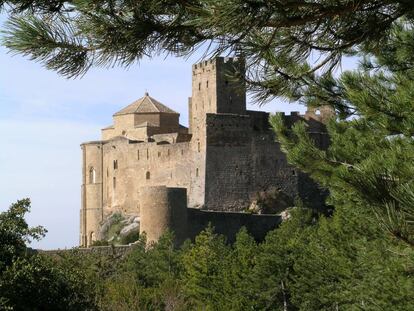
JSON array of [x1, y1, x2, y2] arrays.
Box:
[[80, 57, 332, 247]]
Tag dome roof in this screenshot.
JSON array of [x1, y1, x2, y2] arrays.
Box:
[[114, 92, 178, 116]]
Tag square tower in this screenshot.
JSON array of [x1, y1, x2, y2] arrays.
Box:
[[189, 57, 246, 133]]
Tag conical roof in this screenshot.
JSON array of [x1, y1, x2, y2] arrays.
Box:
[[114, 92, 178, 116]]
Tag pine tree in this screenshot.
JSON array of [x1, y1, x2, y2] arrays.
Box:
[[271, 21, 414, 246]]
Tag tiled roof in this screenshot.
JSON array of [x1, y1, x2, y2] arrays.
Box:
[[114, 92, 178, 116]]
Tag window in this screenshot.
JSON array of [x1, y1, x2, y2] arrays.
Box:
[[113, 177, 116, 189], [196, 168, 199, 177], [113, 160, 118, 170], [292, 170, 296, 176], [89, 167, 96, 184], [146, 171, 150, 180], [146, 149, 149, 159], [89, 232, 95, 243], [198, 82, 201, 90], [206, 80, 209, 88]]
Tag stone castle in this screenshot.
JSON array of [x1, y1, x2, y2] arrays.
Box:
[[80, 57, 332, 247]]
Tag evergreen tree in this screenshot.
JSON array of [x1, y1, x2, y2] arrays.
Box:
[[271, 22, 414, 246], [0, 0, 412, 102], [0, 200, 99, 310]]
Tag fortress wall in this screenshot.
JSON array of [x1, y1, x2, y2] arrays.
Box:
[[204, 113, 254, 210], [204, 113, 302, 211], [250, 136, 299, 197], [37, 245, 134, 257], [187, 208, 282, 243], [102, 139, 199, 216]]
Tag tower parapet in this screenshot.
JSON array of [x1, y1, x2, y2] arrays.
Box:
[[189, 57, 246, 134]]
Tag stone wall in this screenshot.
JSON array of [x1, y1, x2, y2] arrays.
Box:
[[101, 139, 198, 216], [36, 245, 134, 257], [185, 208, 281, 243], [204, 113, 300, 211]]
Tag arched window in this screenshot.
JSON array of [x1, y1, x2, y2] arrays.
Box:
[[89, 167, 96, 184], [146, 171, 151, 180], [89, 231, 95, 244], [113, 160, 118, 170]]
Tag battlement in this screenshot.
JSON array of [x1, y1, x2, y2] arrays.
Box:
[[279, 106, 334, 129], [192, 57, 244, 70]]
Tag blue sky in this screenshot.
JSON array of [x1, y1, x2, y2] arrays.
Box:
[[0, 14, 357, 249]]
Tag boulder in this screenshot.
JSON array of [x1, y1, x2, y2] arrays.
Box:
[[120, 222, 139, 237]]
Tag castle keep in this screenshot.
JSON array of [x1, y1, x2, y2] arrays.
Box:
[[80, 57, 332, 247]]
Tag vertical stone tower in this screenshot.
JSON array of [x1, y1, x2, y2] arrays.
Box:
[[139, 186, 188, 246], [187, 57, 246, 208], [189, 57, 246, 132], [80, 142, 104, 246]]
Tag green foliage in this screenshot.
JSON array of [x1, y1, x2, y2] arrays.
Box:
[[271, 22, 414, 246], [0, 0, 412, 107], [0, 254, 98, 311], [182, 225, 230, 309], [1, 199, 413, 310], [0, 199, 100, 310], [0, 198, 46, 271], [100, 232, 187, 311], [119, 231, 139, 245], [91, 239, 110, 246]]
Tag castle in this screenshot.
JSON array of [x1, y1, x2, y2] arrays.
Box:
[[80, 57, 332, 247]]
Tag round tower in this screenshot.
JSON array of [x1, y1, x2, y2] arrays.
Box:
[[138, 186, 188, 245], [80, 141, 104, 247]]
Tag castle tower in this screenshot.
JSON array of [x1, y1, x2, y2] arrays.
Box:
[[139, 186, 188, 245], [189, 57, 246, 134], [80, 141, 104, 247], [186, 57, 247, 208]]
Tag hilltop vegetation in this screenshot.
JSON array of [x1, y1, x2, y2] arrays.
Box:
[[1, 199, 413, 310]]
